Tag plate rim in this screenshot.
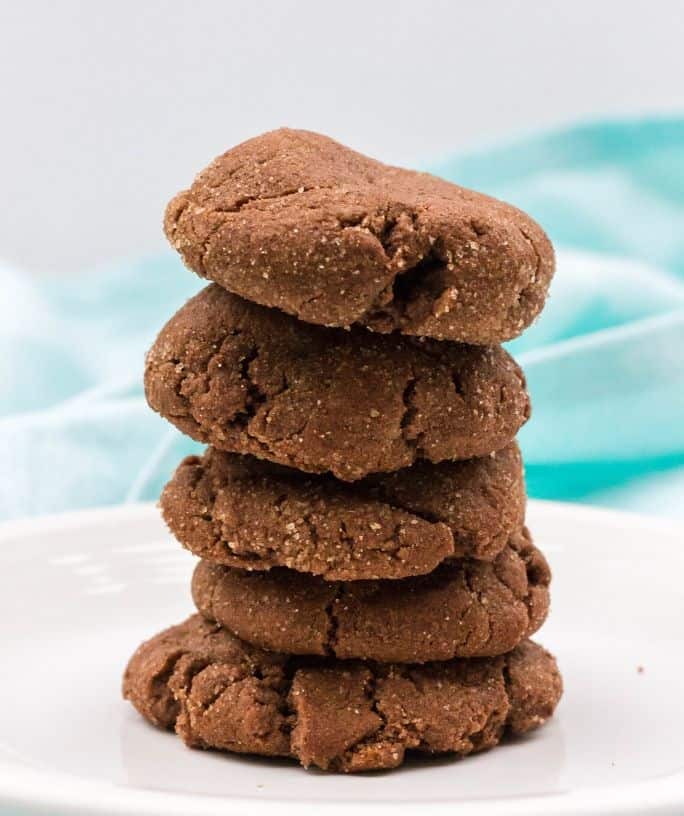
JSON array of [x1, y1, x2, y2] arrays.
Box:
[[1, 499, 683, 816]]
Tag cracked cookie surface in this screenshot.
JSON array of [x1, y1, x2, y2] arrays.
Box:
[[123, 614, 562, 772], [145, 285, 530, 481], [191, 528, 549, 663], [161, 442, 525, 580], [164, 128, 554, 344]]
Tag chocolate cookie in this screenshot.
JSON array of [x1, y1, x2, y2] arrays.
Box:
[[164, 128, 554, 344], [123, 614, 562, 772], [192, 528, 549, 663], [161, 442, 525, 581], [145, 285, 530, 481]]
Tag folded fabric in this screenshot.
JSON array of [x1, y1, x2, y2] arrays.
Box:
[[437, 117, 684, 516], [2, 117, 683, 520]]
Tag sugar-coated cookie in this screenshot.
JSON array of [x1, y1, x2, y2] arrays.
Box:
[[161, 442, 525, 580], [145, 285, 530, 481], [123, 614, 562, 772], [165, 129, 554, 344], [191, 528, 549, 663]]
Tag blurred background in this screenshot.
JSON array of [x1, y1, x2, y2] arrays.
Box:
[[2, 0, 683, 519]]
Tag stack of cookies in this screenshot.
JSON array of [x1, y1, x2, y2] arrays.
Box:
[[123, 129, 562, 773]]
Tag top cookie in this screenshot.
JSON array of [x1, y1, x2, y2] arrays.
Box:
[[164, 129, 554, 344]]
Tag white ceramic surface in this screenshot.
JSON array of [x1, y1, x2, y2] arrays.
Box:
[[0, 500, 682, 816]]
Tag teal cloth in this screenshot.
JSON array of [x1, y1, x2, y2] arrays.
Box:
[[2, 117, 684, 521]]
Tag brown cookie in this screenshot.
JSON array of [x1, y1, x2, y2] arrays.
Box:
[[164, 128, 554, 344], [145, 285, 530, 481], [123, 614, 562, 772], [192, 528, 549, 663], [161, 442, 525, 581]]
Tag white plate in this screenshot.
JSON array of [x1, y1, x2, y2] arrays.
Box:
[[0, 500, 682, 816]]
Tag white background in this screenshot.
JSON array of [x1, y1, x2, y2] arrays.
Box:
[[2, 0, 683, 273]]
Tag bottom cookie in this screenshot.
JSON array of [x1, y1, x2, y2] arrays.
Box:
[[123, 615, 562, 772]]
